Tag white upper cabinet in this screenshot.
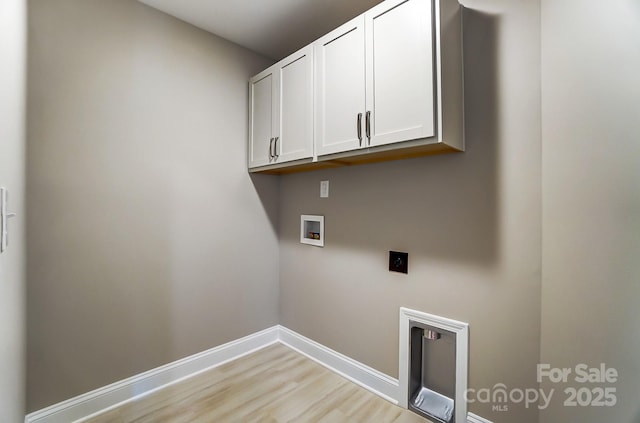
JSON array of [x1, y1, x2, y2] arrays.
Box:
[[314, 16, 366, 157], [277, 45, 314, 163], [365, 0, 435, 148], [248, 45, 313, 169], [315, 0, 443, 156], [248, 67, 277, 168], [249, 0, 463, 173]]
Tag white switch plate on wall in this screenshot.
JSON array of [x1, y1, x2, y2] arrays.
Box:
[[1, 187, 17, 253], [320, 180, 329, 198]]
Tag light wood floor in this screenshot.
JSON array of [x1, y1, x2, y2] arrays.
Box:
[[82, 343, 430, 423]]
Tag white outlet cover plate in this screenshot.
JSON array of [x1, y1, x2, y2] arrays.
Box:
[[320, 180, 329, 198]]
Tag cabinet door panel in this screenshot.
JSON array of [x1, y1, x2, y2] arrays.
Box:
[[249, 70, 276, 168], [315, 16, 366, 156], [366, 0, 435, 147], [278, 46, 313, 162]]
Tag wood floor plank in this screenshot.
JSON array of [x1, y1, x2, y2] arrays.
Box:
[[83, 343, 431, 423]]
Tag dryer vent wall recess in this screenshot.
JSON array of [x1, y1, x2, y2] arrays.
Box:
[[399, 308, 469, 423]]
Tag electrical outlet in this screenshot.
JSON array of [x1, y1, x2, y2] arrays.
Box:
[[389, 251, 408, 274]]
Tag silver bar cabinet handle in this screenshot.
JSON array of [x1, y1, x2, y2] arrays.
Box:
[[366, 110, 371, 144], [357, 113, 363, 146], [273, 136, 279, 159], [269, 137, 274, 159]]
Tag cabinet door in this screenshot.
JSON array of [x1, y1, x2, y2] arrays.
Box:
[[365, 0, 435, 148], [276, 45, 314, 163], [315, 15, 366, 157], [248, 66, 278, 168]]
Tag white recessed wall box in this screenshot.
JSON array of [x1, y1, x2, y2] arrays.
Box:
[[300, 215, 324, 247]]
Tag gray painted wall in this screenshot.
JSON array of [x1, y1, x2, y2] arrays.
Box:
[[26, 0, 278, 411], [25, 0, 640, 421], [540, 0, 640, 422], [278, 1, 542, 422], [0, 0, 26, 421]]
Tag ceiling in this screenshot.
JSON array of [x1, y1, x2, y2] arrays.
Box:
[[138, 0, 383, 60]]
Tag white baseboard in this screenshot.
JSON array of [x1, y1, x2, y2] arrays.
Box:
[[25, 326, 279, 423], [278, 325, 400, 404], [26, 325, 491, 423]]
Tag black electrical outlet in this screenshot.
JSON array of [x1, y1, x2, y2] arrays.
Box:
[[389, 251, 408, 274]]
